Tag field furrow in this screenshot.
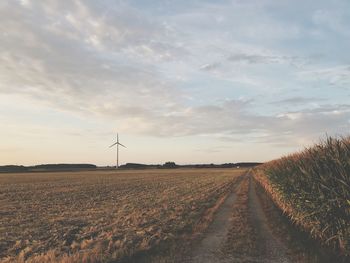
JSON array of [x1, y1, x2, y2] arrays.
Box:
[[0, 168, 245, 263]]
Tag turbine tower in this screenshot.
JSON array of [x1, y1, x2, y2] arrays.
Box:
[[109, 133, 126, 169]]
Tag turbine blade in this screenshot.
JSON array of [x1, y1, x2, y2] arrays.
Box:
[[118, 142, 127, 148], [109, 142, 118, 148]]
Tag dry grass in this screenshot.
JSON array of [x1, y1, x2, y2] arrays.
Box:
[[222, 176, 255, 259], [0, 168, 245, 262]]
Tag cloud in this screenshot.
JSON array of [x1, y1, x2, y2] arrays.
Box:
[[263, 104, 350, 145], [0, 0, 186, 119], [227, 53, 301, 65], [298, 65, 350, 88], [199, 51, 308, 79], [199, 63, 222, 71], [0, 0, 350, 158], [270, 96, 327, 106], [113, 98, 350, 150], [312, 9, 350, 36]]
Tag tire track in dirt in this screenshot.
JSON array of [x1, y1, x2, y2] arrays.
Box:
[[186, 174, 246, 263], [181, 171, 292, 263], [248, 175, 290, 263]]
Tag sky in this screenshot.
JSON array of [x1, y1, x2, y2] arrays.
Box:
[[1, 0, 350, 166]]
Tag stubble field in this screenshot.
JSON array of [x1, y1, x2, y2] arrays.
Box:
[[0, 168, 245, 262]]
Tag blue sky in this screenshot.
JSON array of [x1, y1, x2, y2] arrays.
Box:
[[0, 0, 350, 165]]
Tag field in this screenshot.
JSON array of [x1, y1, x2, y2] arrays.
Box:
[[253, 136, 350, 257], [1, 157, 348, 263], [0, 168, 245, 262]]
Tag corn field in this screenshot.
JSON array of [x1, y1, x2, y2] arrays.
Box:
[[253, 136, 350, 256]]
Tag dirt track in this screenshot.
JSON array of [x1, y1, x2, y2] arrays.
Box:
[[248, 176, 290, 263], [188, 181, 240, 263], [187, 172, 291, 263]]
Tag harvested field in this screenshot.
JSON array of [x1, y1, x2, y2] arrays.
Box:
[[0, 168, 245, 262]]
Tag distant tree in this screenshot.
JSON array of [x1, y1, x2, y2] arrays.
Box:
[[0, 165, 28, 173], [163, 162, 177, 169], [31, 164, 96, 170]]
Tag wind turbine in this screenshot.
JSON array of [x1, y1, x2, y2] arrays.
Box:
[[109, 133, 126, 169]]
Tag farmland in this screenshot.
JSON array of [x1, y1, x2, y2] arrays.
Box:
[[253, 136, 350, 258], [1, 149, 349, 263], [0, 168, 245, 262]]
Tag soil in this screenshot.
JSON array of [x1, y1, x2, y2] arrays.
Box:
[[247, 176, 290, 263], [187, 183, 240, 263], [187, 173, 290, 263], [134, 170, 346, 263]]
